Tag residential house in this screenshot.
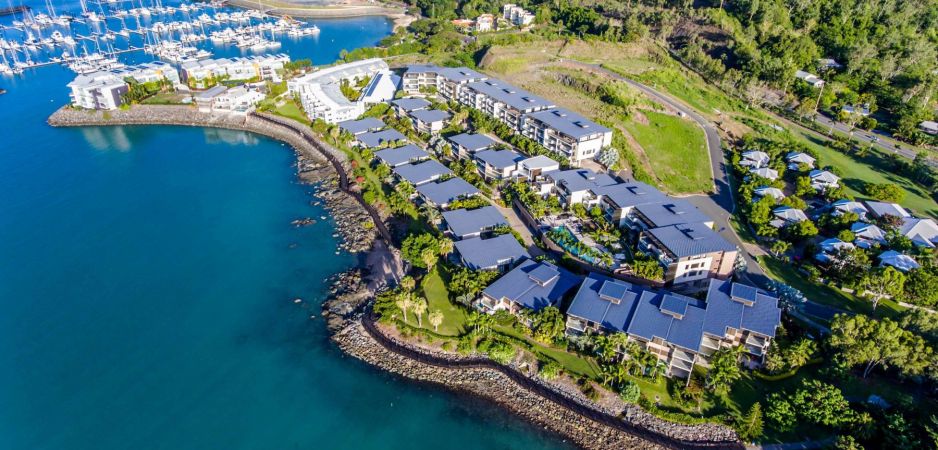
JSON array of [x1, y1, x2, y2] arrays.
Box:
[[453, 233, 530, 271], [877, 250, 920, 272], [516, 155, 561, 181], [448, 132, 498, 158], [795, 70, 824, 88], [541, 168, 618, 207], [818, 58, 843, 70], [522, 108, 613, 164], [441, 205, 508, 240], [193, 85, 227, 112], [920, 120, 938, 135], [815, 238, 855, 263], [478, 259, 580, 313], [786, 152, 815, 170], [409, 109, 451, 135], [639, 222, 738, 290], [337, 117, 385, 136], [474, 148, 524, 180], [770, 207, 809, 228], [832, 200, 869, 219], [211, 85, 264, 114], [475, 13, 495, 32], [502, 3, 535, 26], [750, 167, 779, 181], [899, 218, 938, 248], [809, 170, 840, 191], [754, 186, 785, 203], [842, 104, 871, 117], [864, 201, 910, 220], [416, 177, 481, 208], [374, 144, 429, 168], [392, 159, 452, 186], [740, 150, 770, 168], [356, 129, 408, 148], [851, 222, 887, 249]]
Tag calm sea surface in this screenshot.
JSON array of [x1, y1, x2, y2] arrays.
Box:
[[0, 3, 570, 449]]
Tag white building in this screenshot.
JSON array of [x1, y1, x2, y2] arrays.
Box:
[[67, 72, 128, 110], [181, 54, 290, 87], [919, 120, 938, 135], [795, 70, 824, 88], [503, 4, 535, 26], [476, 14, 495, 32], [120, 61, 181, 87], [522, 108, 613, 163], [287, 58, 388, 124], [211, 85, 265, 114]]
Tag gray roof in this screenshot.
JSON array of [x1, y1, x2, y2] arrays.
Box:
[[392, 160, 452, 185], [466, 79, 555, 111], [633, 199, 712, 228], [474, 148, 525, 170], [595, 181, 669, 209], [392, 97, 431, 112], [416, 177, 480, 205], [403, 64, 441, 75], [566, 273, 642, 333], [626, 290, 705, 351], [547, 169, 618, 193], [448, 132, 497, 152], [442, 205, 507, 238], [338, 117, 385, 135], [482, 259, 581, 311], [438, 66, 488, 83], [357, 129, 408, 148], [194, 85, 227, 99], [410, 108, 451, 123], [374, 144, 429, 167], [454, 234, 530, 270], [864, 201, 910, 218], [703, 279, 781, 338], [646, 222, 736, 258], [526, 108, 611, 139]]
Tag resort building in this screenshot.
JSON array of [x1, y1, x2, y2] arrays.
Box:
[[453, 233, 529, 271], [374, 144, 429, 168], [638, 222, 738, 290], [181, 54, 290, 86], [478, 259, 581, 313], [287, 58, 387, 123], [786, 152, 815, 170], [67, 71, 128, 110], [210, 85, 265, 114], [522, 108, 613, 163], [461, 79, 555, 131], [626, 199, 714, 231], [120, 61, 181, 86], [401, 64, 443, 93], [809, 170, 840, 191], [337, 117, 385, 136], [473, 148, 524, 180], [516, 155, 560, 180], [416, 177, 481, 208], [409, 109, 451, 135], [356, 129, 408, 148], [596, 181, 670, 228], [392, 159, 453, 186], [540, 169, 618, 207], [448, 132, 498, 158], [358, 70, 400, 105], [565, 275, 781, 378], [441, 205, 508, 240], [392, 97, 431, 116]]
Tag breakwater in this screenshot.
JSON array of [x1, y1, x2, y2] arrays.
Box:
[[48, 105, 379, 252], [332, 312, 743, 450]]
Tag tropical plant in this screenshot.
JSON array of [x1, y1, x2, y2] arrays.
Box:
[[395, 293, 413, 324], [428, 310, 444, 332], [412, 297, 428, 327]]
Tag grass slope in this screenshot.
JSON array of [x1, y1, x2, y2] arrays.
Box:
[[623, 110, 712, 193]]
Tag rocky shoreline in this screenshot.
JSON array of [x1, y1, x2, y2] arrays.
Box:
[[48, 105, 376, 253]]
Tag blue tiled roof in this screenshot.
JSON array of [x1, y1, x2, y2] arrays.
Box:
[[337, 117, 384, 135], [392, 160, 452, 185], [374, 144, 429, 167], [438, 66, 487, 83], [645, 222, 736, 257], [392, 97, 431, 112], [448, 132, 498, 152], [626, 291, 676, 341], [595, 181, 669, 209], [416, 177, 480, 205], [474, 149, 524, 170], [566, 273, 642, 333], [454, 234, 529, 270], [526, 108, 611, 139], [357, 129, 408, 148], [704, 279, 780, 338], [466, 79, 555, 111], [661, 294, 690, 317], [634, 199, 712, 228], [441, 205, 507, 238], [547, 169, 618, 193], [404, 64, 440, 74], [410, 108, 451, 123], [482, 259, 581, 311]]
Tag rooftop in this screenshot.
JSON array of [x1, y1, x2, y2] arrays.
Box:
[[466, 79, 555, 111], [416, 177, 481, 205], [567, 274, 642, 333], [448, 132, 498, 152], [526, 108, 611, 139], [392, 159, 452, 185], [357, 129, 408, 148], [337, 117, 385, 135], [454, 234, 530, 270], [646, 222, 737, 258], [547, 169, 618, 194], [474, 148, 525, 170], [633, 199, 712, 228], [441, 205, 508, 238], [482, 259, 581, 311], [392, 97, 431, 112], [410, 108, 451, 123], [374, 144, 429, 167], [595, 181, 669, 209]]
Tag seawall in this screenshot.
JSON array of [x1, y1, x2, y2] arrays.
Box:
[[48, 104, 379, 252]]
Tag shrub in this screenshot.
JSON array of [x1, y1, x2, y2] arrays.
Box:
[[619, 381, 641, 403], [539, 361, 562, 381], [864, 182, 905, 203]]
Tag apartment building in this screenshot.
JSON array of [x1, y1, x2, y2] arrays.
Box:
[[67, 72, 128, 110], [523, 108, 612, 162], [638, 222, 738, 289]]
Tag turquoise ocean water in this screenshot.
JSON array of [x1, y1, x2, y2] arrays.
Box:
[[0, 4, 570, 449]]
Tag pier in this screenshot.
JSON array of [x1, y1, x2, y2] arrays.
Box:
[[0, 6, 29, 17]]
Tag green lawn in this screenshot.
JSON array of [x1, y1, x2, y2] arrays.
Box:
[[622, 110, 712, 194], [418, 267, 468, 336], [623, 66, 752, 118], [758, 256, 904, 319], [273, 99, 310, 126]]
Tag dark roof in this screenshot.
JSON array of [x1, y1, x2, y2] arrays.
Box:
[[438, 66, 488, 83], [337, 117, 385, 135], [703, 279, 781, 338], [633, 199, 712, 228], [410, 108, 451, 123], [441, 205, 507, 238], [448, 133, 497, 152], [566, 273, 642, 333], [547, 169, 618, 193], [392, 97, 431, 112], [454, 234, 530, 270], [357, 129, 408, 148], [645, 222, 736, 257], [392, 160, 452, 185], [595, 182, 669, 209], [482, 259, 581, 311], [416, 177, 480, 205], [526, 108, 611, 139], [474, 149, 525, 170], [374, 144, 429, 167], [466, 79, 555, 111]]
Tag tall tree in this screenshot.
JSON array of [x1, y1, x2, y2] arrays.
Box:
[[829, 314, 935, 378], [861, 266, 905, 311], [707, 346, 743, 392], [412, 298, 428, 328], [737, 402, 764, 442], [428, 310, 444, 333]]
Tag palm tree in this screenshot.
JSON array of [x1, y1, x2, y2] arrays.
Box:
[[395, 293, 413, 324], [421, 247, 438, 271], [438, 238, 454, 258], [428, 310, 444, 333], [421, 203, 441, 223], [399, 275, 415, 293], [467, 311, 494, 336], [412, 297, 428, 327], [328, 125, 340, 145]]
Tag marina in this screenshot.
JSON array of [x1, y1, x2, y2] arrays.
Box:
[[0, 0, 320, 76]]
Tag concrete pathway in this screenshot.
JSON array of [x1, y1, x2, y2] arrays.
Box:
[[488, 196, 545, 257]]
